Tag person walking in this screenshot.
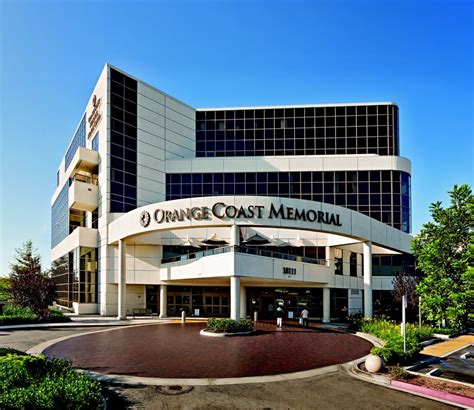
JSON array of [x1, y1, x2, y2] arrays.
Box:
[[276, 306, 284, 327], [300, 308, 309, 328]]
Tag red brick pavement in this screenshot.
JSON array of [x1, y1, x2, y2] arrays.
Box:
[[44, 322, 372, 378]]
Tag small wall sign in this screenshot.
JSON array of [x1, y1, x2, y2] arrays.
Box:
[[283, 267, 297, 275]]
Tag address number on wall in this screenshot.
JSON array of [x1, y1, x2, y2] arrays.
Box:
[[283, 267, 297, 275]]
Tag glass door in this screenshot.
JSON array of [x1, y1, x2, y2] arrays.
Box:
[[204, 294, 229, 316], [146, 285, 158, 313], [167, 294, 192, 315]]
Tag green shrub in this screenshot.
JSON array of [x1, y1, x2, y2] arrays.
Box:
[[0, 348, 28, 357], [206, 318, 254, 333], [355, 316, 429, 365], [388, 366, 412, 380], [0, 352, 103, 409], [347, 313, 364, 330], [370, 334, 420, 365], [408, 323, 435, 342], [0, 305, 70, 325]]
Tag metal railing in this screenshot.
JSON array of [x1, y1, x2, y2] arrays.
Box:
[[69, 173, 99, 186], [161, 245, 328, 266]]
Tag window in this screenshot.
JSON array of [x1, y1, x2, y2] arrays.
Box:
[[195, 104, 398, 157], [350, 253, 357, 277], [64, 115, 86, 170], [92, 132, 99, 152], [109, 68, 137, 213], [51, 184, 69, 248], [166, 169, 411, 233]]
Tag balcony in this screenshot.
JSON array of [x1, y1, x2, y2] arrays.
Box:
[[159, 246, 332, 283], [51, 226, 99, 262], [65, 146, 99, 178], [161, 245, 328, 266], [68, 175, 98, 212]]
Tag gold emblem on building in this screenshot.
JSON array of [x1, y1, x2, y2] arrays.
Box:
[[88, 94, 102, 139], [140, 211, 151, 227]]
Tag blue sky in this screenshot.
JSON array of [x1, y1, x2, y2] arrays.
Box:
[[1, 0, 472, 275]]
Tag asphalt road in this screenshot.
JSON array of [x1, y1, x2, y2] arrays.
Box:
[[0, 326, 455, 409]]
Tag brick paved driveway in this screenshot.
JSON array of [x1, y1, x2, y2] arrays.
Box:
[[44, 322, 372, 378]]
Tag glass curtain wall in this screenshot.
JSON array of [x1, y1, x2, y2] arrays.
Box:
[[166, 170, 411, 232], [72, 247, 98, 303], [52, 247, 98, 307], [196, 105, 399, 157]]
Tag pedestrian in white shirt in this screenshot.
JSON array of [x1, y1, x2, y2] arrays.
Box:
[[300, 308, 309, 328]]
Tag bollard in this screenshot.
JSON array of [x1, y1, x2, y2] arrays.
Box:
[[181, 310, 186, 323], [253, 311, 258, 322]]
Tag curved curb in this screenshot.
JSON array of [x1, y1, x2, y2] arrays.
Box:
[[341, 357, 390, 386], [26, 322, 174, 356], [1, 322, 127, 331], [79, 363, 342, 386], [199, 329, 256, 337], [354, 331, 384, 347], [342, 332, 390, 386], [26, 321, 372, 386]]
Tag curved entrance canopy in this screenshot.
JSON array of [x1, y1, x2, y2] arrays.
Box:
[[109, 196, 413, 321], [108, 196, 412, 254]]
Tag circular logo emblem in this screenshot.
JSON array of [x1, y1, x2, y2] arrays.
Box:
[[140, 211, 151, 227]]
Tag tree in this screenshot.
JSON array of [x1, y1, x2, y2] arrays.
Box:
[[412, 184, 473, 329], [392, 271, 419, 309], [9, 241, 56, 319], [0, 277, 12, 301]]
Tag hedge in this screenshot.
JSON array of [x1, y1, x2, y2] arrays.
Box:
[[206, 318, 254, 333], [0, 351, 103, 409], [0, 305, 71, 325]]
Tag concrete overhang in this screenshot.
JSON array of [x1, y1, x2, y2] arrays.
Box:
[[108, 196, 412, 254]]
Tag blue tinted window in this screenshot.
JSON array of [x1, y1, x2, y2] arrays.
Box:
[[51, 184, 69, 248], [165, 170, 411, 233], [195, 105, 399, 157], [64, 115, 86, 170], [92, 132, 99, 152], [109, 68, 137, 213]]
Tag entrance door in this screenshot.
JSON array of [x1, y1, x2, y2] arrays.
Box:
[[204, 294, 229, 316], [262, 296, 275, 319], [167, 294, 192, 315], [146, 285, 159, 313]]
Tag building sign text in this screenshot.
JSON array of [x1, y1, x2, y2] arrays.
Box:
[[139, 201, 342, 228]]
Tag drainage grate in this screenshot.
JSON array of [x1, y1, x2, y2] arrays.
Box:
[[156, 385, 194, 395]]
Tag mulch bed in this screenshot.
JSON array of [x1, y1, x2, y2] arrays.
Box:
[[392, 374, 474, 399]]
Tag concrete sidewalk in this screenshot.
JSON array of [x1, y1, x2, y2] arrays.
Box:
[[421, 334, 474, 357], [0, 316, 193, 331]]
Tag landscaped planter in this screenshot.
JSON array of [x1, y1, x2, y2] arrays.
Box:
[[200, 329, 256, 337], [203, 318, 255, 336]]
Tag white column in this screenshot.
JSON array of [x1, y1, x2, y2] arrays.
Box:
[[363, 241, 373, 318], [323, 287, 330, 323], [240, 284, 247, 319], [230, 276, 241, 322], [159, 285, 167, 318], [230, 224, 240, 246], [117, 239, 127, 320], [325, 246, 331, 267]]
